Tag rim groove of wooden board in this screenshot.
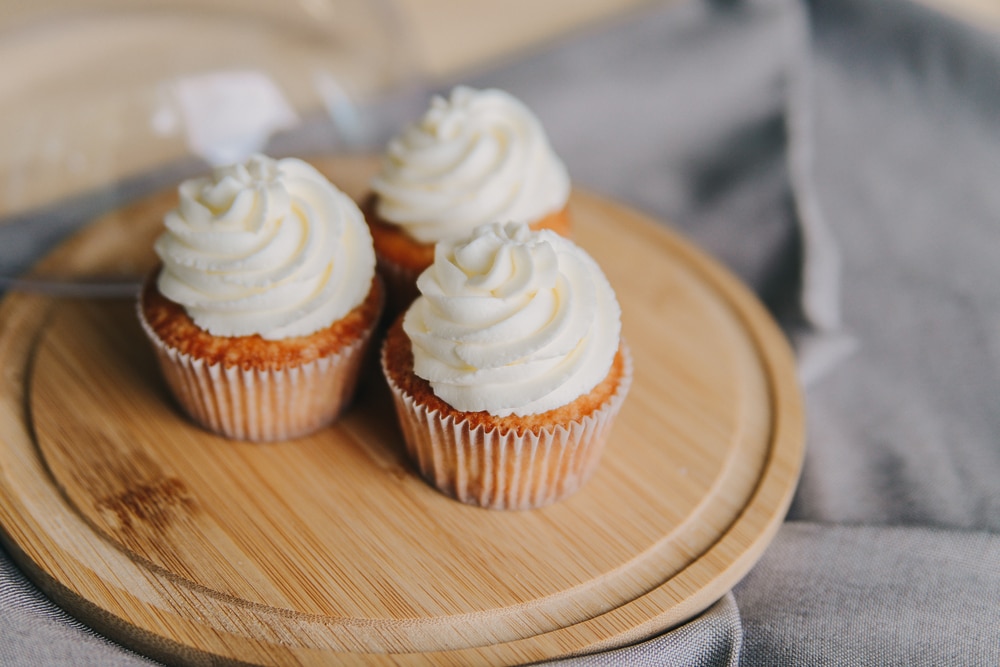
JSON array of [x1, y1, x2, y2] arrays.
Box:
[[0, 156, 804, 666]]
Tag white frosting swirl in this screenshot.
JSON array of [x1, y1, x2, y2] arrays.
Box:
[[403, 222, 621, 417], [155, 154, 376, 340], [370, 86, 570, 244]]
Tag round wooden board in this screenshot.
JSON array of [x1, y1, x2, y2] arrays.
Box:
[[0, 156, 804, 666]]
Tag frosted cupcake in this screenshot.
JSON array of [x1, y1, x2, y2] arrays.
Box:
[[381, 222, 631, 510], [139, 154, 382, 442], [365, 86, 572, 314]]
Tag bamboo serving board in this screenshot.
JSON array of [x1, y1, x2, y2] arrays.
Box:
[[0, 156, 803, 666]]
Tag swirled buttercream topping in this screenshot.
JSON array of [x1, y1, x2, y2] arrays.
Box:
[[155, 154, 376, 340], [370, 86, 570, 244], [403, 222, 621, 417]]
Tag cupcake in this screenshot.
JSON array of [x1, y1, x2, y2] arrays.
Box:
[[381, 222, 631, 510], [365, 86, 572, 314], [139, 154, 382, 442]]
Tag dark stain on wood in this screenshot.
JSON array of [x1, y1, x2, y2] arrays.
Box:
[[96, 477, 196, 533]]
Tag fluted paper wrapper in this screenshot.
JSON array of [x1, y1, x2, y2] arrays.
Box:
[[139, 311, 375, 442], [376, 255, 421, 321], [383, 344, 632, 510]]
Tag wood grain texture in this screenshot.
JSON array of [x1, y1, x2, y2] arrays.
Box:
[[0, 156, 804, 665]]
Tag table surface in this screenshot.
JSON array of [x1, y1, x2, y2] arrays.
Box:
[[0, 0, 994, 220], [396, 0, 999, 78]]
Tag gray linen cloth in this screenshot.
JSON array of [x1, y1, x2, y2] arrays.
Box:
[[3, 0, 1000, 664]]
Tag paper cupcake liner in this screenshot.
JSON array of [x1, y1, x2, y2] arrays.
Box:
[[139, 308, 376, 443], [375, 254, 422, 322], [383, 343, 633, 510]]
